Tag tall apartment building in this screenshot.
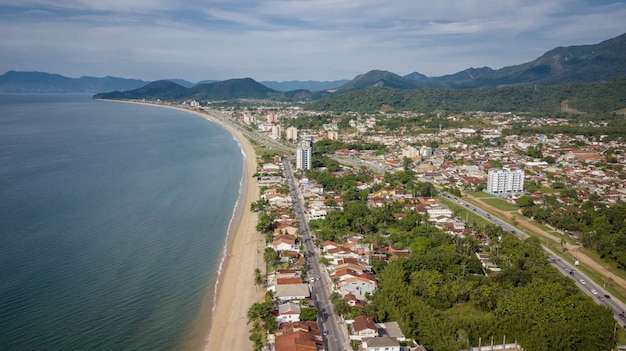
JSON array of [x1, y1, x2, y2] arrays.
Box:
[[296, 140, 312, 170], [271, 125, 282, 139], [285, 126, 298, 141], [487, 168, 524, 194]]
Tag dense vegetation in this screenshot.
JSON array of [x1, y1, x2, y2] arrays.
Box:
[[503, 118, 626, 142], [304, 77, 626, 114], [367, 236, 616, 351], [522, 198, 626, 270]]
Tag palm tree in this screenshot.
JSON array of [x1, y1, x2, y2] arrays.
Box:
[[254, 268, 263, 290]]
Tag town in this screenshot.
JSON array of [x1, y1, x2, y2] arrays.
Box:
[[181, 99, 626, 351]]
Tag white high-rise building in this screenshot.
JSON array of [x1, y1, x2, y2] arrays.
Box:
[[296, 140, 312, 170], [487, 168, 524, 194]]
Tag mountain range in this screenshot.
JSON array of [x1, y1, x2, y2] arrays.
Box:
[[2, 32, 625, 100]]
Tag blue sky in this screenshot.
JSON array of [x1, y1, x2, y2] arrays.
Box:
[[1, 0, 625, 82]]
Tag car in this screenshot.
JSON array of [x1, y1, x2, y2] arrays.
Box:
[[580, 279, 586, 285], [591, 289, 598, 295], [604, 294, 611, 299], [323, 329, 328, 336]]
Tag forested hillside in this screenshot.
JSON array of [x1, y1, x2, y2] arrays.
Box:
[[305, 77, 626, 115]]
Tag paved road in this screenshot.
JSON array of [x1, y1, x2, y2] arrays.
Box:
[[543, 247, 626, 328], [282, 157, 351, 351]]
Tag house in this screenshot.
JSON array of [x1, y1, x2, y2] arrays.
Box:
[[273, 235, 298, 253], [277, 301, 301, 324], [309, 208, 327, 220], [380, 321, 406, 342], [321, 240, 338, 252], [262, 162, 282, 173], [274, 224, 299, 236], [362, 336, 400, 351], [275, 321, 322, 351], [275, 283, 310, 302], [338, 276, 376, 300], [330, 268, 361, 282], [267, 193, 292, 207], [351, 315, 378, 338], [258, 176, 284, 185]]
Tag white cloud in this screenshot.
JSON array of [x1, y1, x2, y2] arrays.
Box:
[[0, 0, 624, 80]]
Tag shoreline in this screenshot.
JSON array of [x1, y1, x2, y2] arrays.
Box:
[[101, 100, 263, 350]]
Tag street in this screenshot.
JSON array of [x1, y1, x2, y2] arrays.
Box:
[[282, 157, 351, 351]]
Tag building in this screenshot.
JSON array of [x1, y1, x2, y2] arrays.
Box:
[[271, 125, 282, 139], [337, 276, 376, 300], [327, 130, 339, 140], [351, 315, 378, 338], [276, 301, 301, 324], [286, 126, 298, 141], [296, 140, 312, 170], [487, 168, 524, 195], [362, 336, 400, 351]]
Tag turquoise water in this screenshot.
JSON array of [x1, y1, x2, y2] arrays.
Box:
[[0, 95, 243, 350]]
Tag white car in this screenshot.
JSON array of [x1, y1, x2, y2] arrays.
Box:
[[580, 279, 586, 285], [591, 289, 598, 295]]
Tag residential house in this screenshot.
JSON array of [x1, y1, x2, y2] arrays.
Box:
[[275, 284, 310, 303], [277, 301, 301, 324], [338, 276, 376, 300], [274, 321, 322, 351], [362, 336, 400, 351], [351, 315, 378, 338], [379, 322, 406, 342], [273, 235, 298, 254]]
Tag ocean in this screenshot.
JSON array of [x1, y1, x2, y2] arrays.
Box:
[[0, 94, 243, 350]]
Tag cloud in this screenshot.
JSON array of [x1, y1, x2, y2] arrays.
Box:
[[0, 0, 624, 80]]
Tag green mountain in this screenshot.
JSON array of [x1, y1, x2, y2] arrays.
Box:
[[0, 71, 149, 93], [334, 70, 421, 93], [331, 32, 626, 91], [94, 78, 280, 101], [93, 80, 187, 100], [305, 77, 626, 114], [417, 33, 626, 88]]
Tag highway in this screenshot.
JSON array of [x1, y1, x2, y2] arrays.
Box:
[[544, 247, 626, 327], [282, 157, 351, 351], [438, 191, 626, 327]]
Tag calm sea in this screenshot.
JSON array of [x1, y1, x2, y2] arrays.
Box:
[[0, 94, 243, 350]]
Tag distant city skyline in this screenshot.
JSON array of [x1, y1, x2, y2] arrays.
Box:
[[1, 1, 625, 82]]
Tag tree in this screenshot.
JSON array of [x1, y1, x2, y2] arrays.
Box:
[[264, 247, 280, 271], [254, 268, 263, 289], [516, 195, 534, 207], [256, 211, 276, 233], [299, 307, 318, 321]]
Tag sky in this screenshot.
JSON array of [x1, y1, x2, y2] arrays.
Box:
[[1, 0, 625, 82]]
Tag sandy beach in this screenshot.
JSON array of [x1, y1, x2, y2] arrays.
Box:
[[105, 100, 264, 350], [193, 108, 264, 351], [165, 105, 265, 351]]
